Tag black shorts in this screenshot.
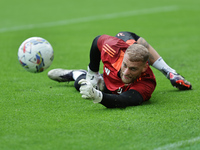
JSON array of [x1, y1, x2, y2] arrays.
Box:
[[115, 31, 140, 42]]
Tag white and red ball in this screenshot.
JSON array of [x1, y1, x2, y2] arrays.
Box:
[[18, 37, 54, 73]]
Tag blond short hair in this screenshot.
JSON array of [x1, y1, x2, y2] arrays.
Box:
[[125, 44, 149, 63]]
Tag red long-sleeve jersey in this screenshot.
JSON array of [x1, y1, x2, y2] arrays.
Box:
[[97, 34, 156, 101]]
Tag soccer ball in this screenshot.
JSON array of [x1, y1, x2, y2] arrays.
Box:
[[18, 37, 54, 73]]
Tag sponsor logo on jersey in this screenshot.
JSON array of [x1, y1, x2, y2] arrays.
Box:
[[116, 33, 125, 37], [117, 87, 123, 94], [105, 67, 110, 76]]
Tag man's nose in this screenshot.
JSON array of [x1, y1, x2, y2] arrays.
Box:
[[123, 68, 130, 75]]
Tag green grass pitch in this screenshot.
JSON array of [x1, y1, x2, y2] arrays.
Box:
[[0, 0, 200, 149]]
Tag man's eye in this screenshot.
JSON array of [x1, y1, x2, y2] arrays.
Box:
[[131, 68, 136, 71]]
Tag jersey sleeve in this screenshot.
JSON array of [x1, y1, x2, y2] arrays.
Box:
[[100, 89, 143, 108], [97, 34, 129, 65], [88, 35, 101, 72], [129, 79, 156, 101], [129, 67, 156, 101]]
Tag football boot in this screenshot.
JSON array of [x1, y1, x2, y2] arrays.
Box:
[[48, 69, 86, 82]]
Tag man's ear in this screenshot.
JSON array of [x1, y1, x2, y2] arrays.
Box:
[[142, 62, 148, 73]]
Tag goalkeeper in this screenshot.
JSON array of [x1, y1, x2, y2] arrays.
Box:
[[48, 32, 192, 108]]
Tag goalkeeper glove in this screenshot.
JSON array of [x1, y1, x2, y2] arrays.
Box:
[[78, 79, 103, 103], [86, 66, 104, 91]]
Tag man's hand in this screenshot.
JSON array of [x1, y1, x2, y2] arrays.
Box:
[[86, 66, 104, 91], [78, 79, 103, 103]]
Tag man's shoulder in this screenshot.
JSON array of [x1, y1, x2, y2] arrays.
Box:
[[98, 34, 116, 42], [98, 34, 128, 49]]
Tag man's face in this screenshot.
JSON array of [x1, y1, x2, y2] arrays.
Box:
[[120, 53, 147, 84]]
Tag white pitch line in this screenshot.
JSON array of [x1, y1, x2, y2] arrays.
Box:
[[0, 6, 179, 33], [154, 136, 200, 150]]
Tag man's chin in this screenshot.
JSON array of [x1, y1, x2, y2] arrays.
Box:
[[122, 78, 132, 84], [122, 76, 137, 84]]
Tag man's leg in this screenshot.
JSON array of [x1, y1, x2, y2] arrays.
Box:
[[74, 74, 86, 91], [115, 32, 177, 77], [137, 37, 192, 90], [48, 69, 87, 91]]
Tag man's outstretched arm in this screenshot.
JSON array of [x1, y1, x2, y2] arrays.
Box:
[[79, 79, 143, 108], [100, 90, 143, 108]]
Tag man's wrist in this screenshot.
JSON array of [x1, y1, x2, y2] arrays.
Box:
[[93, 89, 103, 103], [87, 66, 99, 75]]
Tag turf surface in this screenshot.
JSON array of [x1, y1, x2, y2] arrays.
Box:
[[0, 0, 200, 149]]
